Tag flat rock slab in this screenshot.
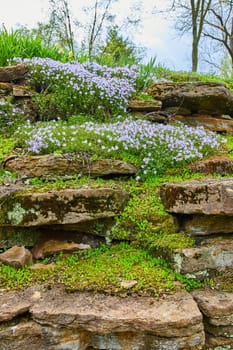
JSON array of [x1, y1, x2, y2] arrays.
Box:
[[128, 99, 162, 112], [172, 114, 233, 133], [0, 64, 28, 82], [172, 236, 233, 278], [4, 154, 138, 178], [160, 178, 233, 215], [0, 285, 204, 349], [192, 289, 233, 346], [181, 214, 233, 236], [0, 187, 129, 227], [147, 82, 233, 116], [190, 155, 233, 176]]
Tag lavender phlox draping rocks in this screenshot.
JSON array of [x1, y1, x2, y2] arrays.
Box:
[[15, 58, 138, 118], [15, 116, 223, 178]]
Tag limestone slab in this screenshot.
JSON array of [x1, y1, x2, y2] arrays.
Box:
[[30, 288, 203, 338], [0, 246, 32, 268], [4, 154, 138, 178], [192, 289, 233, 345], [0, 286, 205, 349], [0, 187, 129, 227], [147, 82, 233, 116], [128, 99, 162, 112], [160, 178, 233, 215], [190, 155, 233, 176], [173, 114, 233, 133]]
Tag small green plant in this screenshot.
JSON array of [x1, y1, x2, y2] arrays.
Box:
[[0, 100, 25, 136], [0, 264, 32, 289], [0, 137, 15, 163], [136, 56, 157, 91], [60, 243, 177, 294]]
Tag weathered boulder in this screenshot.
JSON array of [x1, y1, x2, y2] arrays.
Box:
[[0, 187, 129, 227], [0, 285, 205, 350], [0, 64, 28, 82], [192, 289, 233, 348], [0, 246, 32, 268], [4, 154, 139, 178], [172, 114, 233, 133], [160, 178, 233, 215], [147, 82, 233, 116], [0, 290, 31, 322], [128, 99, 162, 112], [190, 155, 233, 175], [172, 236, 233, 279]]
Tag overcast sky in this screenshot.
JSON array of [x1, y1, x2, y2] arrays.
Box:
[[0, 0, 192, 71]]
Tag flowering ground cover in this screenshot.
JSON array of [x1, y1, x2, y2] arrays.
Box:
[[16, 58, 138, 119], [15, 115, 223, 179]]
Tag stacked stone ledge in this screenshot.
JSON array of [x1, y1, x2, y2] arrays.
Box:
[[1, 64, 233, 349]]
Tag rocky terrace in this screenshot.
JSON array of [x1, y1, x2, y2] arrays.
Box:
[[1, 63, 233, 349]]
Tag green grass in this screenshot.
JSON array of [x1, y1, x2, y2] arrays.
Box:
[[0, 27, 66, 67]]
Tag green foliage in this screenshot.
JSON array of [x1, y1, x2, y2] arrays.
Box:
[[0, 26, 65, 67], [0, 99, 25, 135], [98, 26, 142, 66], [135, 92, 155, 101], [0, 137, 15, 163], [136, 56, 158, 91]]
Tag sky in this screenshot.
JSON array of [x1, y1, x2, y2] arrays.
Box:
[[0, 0, 192, 71]]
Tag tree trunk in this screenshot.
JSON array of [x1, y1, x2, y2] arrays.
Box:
[[192, 38, 198, 72]]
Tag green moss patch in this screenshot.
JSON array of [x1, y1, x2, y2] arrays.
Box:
[[0, 243, 203, 294], [110, 183, 194, 253]]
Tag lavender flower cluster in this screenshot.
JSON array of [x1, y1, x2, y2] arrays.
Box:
[[0, 100, 24, 133], [15, 116, 223, 178], [16, 58, 138, 118]]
